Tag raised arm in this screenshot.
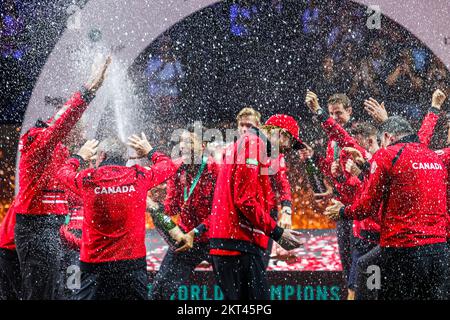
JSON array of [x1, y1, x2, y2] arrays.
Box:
[[57, 139, 99, 191], [127, 132, 177, 189], [418, 89, 447, 146], [32, 57, 111, 155], [305, 90, 369, 160]]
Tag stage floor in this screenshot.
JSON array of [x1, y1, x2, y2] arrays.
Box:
[[146, 229, 342, 272]]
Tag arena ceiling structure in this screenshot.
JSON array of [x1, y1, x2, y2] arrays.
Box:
[[20, 0, 450, 140]]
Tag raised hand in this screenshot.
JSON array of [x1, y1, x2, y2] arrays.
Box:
[[146, 193, 160, 211], [305, 90, 321, 114], [364, 98, 388, 123], [432, 89, 447, 109], [127, 132, 153, 158], [85, 56, 112, 94], [298, 143, 314, 161], [330, 160, 341, 178], [77, 139, 99, 161]]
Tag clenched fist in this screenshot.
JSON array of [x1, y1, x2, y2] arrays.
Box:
[[305, 90, 321, 114], [432, 89, 447, 109]]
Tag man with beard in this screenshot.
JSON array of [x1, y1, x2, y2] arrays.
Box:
[[150, 130, 219, 299], [209, 114, 303, 300]]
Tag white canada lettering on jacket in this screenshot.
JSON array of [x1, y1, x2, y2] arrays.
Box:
[[94, 185, 137, 194], [412, 162, 443, 170]]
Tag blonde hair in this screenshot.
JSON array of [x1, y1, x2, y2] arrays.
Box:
[[236, 107, 261, 125]]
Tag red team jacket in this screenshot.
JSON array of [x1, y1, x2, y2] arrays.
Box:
[[268, 153, 292, 209], [350, 110, 446, 241], [15, 90, 91, 215], [222, 141, 292, 212], [416, 108, 450, 238], [209, 129, 283, 255], [342, 134, 448, 248], [435, 148, 450, 238], [164, 157, 220, 243], [317, 118, 363, 177], [318, 115, 380, 240], [59, 189, 84, 251], [57, 151, 176, 264], [66, 188, 84, 230]]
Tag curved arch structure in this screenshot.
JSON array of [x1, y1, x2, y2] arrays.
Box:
[[21, 0, 450, 135]]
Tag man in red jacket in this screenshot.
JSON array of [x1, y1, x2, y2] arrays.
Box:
[[57, 134, 177, 300], [236, 108, 294, 269], [150, 130, 219, 299], [305, 90, 372, 299], [329, 123, 381, 299], [400, 88, 450, 298], [209, 114, 303, 300], [349, 89, 448, 299], [0, 201, 21, 300], [305, 90, 355, 289], [325, 116, 449, 300], [236, 107, 293, 229], [14, 57, 111, 300]]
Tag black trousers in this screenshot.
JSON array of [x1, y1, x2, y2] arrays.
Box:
[[74, 261, 148, 300], [262, 239, 273, 269], [212, 252, 269, 300], [151, 242, 210, 300], [0, 248, 22, 300], [355, 245, 381, 300], [348, 237, 378, 291], [14, 214, 65, 300], [60, 229, 82, 300], [336, 220, 353, 286], [379, 242, 449, 300]]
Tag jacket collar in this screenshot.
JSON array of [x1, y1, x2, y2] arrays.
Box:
[[391, 134, 420, 146], [99, 157, 127, 167], [248, 126, 272, 158]]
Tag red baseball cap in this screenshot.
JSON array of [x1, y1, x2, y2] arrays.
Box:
[[265, 114, 305, 150]]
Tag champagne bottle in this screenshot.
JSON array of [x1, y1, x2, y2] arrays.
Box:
[[150, 210, 179, 250], [305, 157, 326, 193]]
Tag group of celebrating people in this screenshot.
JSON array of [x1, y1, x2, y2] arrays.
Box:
[[0, 55, 449, 300]]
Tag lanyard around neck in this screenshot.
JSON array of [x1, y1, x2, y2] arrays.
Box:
[[183, 156, 208, 202], [333, 142, 340, 161]]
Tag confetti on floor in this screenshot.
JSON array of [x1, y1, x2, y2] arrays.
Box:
[[146, 229, 342, 272]]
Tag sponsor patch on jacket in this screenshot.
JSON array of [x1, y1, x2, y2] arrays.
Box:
[[412, 162, 443, 170], [94, 185, 137, 194], [246, 158, 259, 166]]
